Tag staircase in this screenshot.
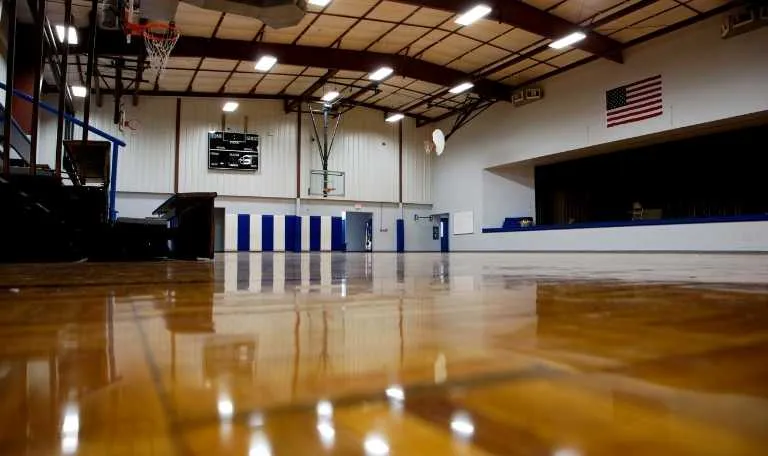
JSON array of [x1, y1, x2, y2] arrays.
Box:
[[0, 108, 110, 262]]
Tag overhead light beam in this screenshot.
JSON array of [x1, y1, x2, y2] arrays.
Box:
[[254, 55, 278, 72], [549, 31, 586, 49], [455, 4, 492, 26], [449, 82, 474, 94], [369, 66, 394, 81], [321, 91, 340, 102]]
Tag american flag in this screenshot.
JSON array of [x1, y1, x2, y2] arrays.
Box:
[[606, 75, 662, 128]]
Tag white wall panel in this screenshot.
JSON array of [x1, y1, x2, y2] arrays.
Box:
[[63, 98, 177, 193], [402, 118, 432, 204], [224, 214, 238, 252], [301, 215, 310, 251], [178, 99, 296, 198], [320, 216, 332, 251], [250, 214, 262, 252], [301, 107, 398, 203], [274, 215, 286, 251], [451, 221, 768, 252]]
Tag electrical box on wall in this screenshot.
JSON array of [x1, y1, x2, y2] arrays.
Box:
[[512, 86, 544, 107]]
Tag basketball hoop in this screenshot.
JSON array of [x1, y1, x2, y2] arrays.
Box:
[[142, 22, 180, 76]]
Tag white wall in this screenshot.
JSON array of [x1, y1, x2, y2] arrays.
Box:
[[434, 14, 768, 251], [452, 221, 768, 252]]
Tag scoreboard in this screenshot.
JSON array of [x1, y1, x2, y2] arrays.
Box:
[[208, 131, 260, 171]]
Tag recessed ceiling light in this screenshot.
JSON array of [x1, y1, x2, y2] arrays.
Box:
[[455, 4, 492, 26], [369, 66, 394, 81], [308, 0, 331, 6], [549, 31, 586, 49], [385, 113, 404, 123], [222, 101, 239, 112], [254, 55, 277, 72], [321, 91, 340, 102], [55, 25, 78, 45], [71, 85, 87, 97], [449, 82, 474, 94]]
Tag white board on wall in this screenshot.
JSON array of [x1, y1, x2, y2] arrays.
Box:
[[453, 211, 474, 235]]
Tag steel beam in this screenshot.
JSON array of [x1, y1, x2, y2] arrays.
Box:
[[82, 0, 98, 141], [28, 0, 46, 174], [389, 0, 623, 63], [81, 30, 512, 101], [285, 69, 338, 113], [76, 89, 434, 123], [55, 0, 72, 177], [2, 0, 17, 176]]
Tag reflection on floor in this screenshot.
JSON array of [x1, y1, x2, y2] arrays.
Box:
[[1, 252, 767, 455]]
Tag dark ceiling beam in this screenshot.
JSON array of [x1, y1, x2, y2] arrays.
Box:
[[63, 88, 433, 123], [388, 0, 624, 63], [79, 30, 512, 101], [285, 69, 338, 112]]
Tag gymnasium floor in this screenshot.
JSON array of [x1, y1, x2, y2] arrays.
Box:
[[1, 253, 767, 455]]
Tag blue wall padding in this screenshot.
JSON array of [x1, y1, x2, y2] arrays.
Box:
[[262, 215, 274, 252], [285, 215, 299, 252], [310, 216, 322, 251], [331, 217, 345, 251], [396, 219, 405, 252], [237, 214, 250, 252]]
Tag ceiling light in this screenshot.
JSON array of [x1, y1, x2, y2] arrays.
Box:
[[71, 86, 87, 97], [222, 101, 239, 112], [455, 4, 492, 26], [321, 91, 340, 102], [369, 66, 394, 81], [449, 82, 474, 94], [55, 25, 78, 45], [308, 0, 331, 6], [549, 31, 586, 49], [254, 55, 277, 72], [386, 113, 404, 123]]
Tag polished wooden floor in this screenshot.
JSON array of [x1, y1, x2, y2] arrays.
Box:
[[1, 252, 767, 455]]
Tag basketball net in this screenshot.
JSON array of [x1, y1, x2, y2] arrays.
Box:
[[143, 23, 180, 77]]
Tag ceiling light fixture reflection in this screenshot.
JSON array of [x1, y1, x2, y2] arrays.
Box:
[[369, 66, 394, 81], [549, 31, 586, 49], [449, 82, 474, 94], [450, 411, 475, 439], [317, 419, 336, 448], [364, 434, 390, 455], [60, 404, 79, 455], [455, 4, 492, 26], [385, 385, 405, 401], [55, 25, 78, 45], [249, 430, 272, 456], [217, 398, 234, 420], [254, 55, 278, 72], [249, 412, 265, 428], [316, 400, 334, 418]]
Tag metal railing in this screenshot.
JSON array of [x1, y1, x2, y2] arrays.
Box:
[[0, 82, 127, 222]]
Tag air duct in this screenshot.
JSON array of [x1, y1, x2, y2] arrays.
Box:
[[181, 0, 308, 29]]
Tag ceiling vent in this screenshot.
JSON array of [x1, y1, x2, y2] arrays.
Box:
[[721, 3, 767, 39], [182, 0, 308, 29]]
